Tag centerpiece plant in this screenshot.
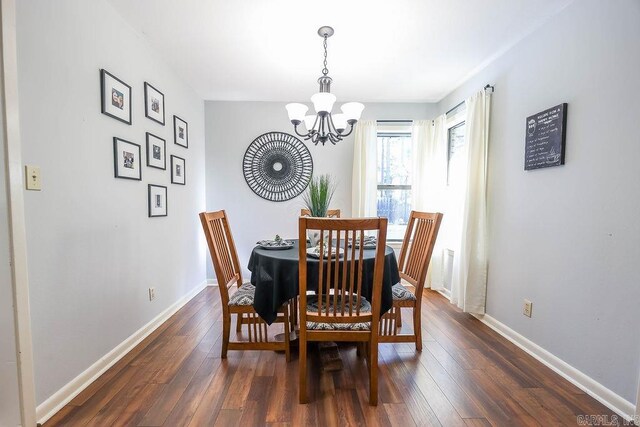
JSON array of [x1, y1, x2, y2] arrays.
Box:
[[302, 174, 337, 248], [302, 174, 337, 218]]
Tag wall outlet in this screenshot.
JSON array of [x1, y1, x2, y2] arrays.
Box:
[[148, 287, 156, 301], [523, 299, 533, 317], [25, 165, 42, 190]]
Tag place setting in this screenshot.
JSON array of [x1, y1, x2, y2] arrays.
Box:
[[256, 234, 295, 250]]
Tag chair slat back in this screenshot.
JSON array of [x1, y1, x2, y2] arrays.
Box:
[[199, 210, 243, 304], [397, 211, 443, 295], [298, 217, 387, 327], [300, 208, 341, 218]]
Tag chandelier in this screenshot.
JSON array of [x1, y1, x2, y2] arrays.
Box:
[[285, 26, 364, 146]]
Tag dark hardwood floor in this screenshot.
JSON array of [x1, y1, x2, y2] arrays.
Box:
[[45, 286, 618, 426]]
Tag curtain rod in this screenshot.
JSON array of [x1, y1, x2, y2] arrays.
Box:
[[445, 83, 495, 115], [445, 101, 465, 116], [376, 120, 413, 123]]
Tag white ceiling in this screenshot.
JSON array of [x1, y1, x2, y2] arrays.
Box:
[[108, 0, 573, 102]]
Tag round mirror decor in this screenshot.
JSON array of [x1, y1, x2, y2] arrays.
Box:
[[242, 132, 313, 202]]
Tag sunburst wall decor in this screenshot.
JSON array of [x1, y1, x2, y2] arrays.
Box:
[[242, 132, 313, 202]]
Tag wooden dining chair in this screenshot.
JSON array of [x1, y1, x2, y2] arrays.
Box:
[[300, 208, 341, 218], [294, 208, 342, 327], [298, 217, 388, 405], [379, 211, 443, 351], [199, 210, 291, 361]]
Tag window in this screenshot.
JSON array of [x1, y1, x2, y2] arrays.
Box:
[[446, 104, 466, 187], [441, 104, 466, 292], [447, 122, 466, 185], [376, 123, 412, 241]]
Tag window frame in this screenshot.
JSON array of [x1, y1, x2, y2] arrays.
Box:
[[375, 124, 413, 241], [446, 105, 466, 186]]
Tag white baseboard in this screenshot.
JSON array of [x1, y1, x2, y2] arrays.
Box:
[[474, 313, 636, 421], [36, 280, 210, 424]]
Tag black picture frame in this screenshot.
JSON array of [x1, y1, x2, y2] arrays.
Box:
[[146, 132, 166, 170], [524, 103, 568, 171], [113, 137, 142, 180], [148, 184, 168, 217], [170, 155, 186, 185], [144, 82, 165, 125], [173, 115, 188, 148], [100, 69, 132, 125]]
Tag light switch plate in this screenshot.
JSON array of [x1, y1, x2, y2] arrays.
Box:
[[25, 165, 41, 191], [523, 299, 533, 317]]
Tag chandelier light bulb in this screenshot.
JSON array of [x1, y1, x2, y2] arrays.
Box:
[[341, 102, 365, 122], [311, 93, 336, 114], [303, 115, 317, 130], [331, 113, 347, 131], [285, 103, 308, 124]]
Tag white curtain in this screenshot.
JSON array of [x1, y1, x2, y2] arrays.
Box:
[[411, 116, 447, 289], [450, 89, 491, 314], [352, 120, 378, 217]]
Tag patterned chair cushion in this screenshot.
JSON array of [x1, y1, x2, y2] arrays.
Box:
[[228, 283, 256, 306], [391, 283, 416, 301], [305, 295, 372, 331]]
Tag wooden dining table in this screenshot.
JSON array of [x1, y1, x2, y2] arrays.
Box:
[[247, 239, 400, 325]]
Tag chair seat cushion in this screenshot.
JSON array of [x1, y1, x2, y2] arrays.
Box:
[[228, 283, 256, 306], [306, 320, 371, 331], [391, 283, 416, 301], [305, 295, 372, 331]]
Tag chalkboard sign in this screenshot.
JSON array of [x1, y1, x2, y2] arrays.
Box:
[[524, 103, 567, 170]]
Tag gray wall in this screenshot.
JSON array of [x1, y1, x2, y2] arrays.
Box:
[[16, 0, 207, 404], [0, 40, 21, 426], [205, 101, 436, 278], [438, 0, 640, 403]]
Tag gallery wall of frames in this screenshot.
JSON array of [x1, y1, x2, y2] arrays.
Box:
[[100, 69, 189, 217]]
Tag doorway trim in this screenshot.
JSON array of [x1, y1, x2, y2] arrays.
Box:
[[1, 0, 37, 425], [635, 373, 639, 419]]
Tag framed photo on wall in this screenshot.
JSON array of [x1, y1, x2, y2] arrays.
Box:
[[144, 82, 165, 125], [113, 137, 141, 180], [148, 184, 167, 217], [170, 155, 186, 185], [146, 132, 166, 170], [173, 115, 188, 148], [100, 69, 131, 125], [524, 103, 568, 170]]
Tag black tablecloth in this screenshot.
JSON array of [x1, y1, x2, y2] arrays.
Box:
[[247, 239, 399, 324]]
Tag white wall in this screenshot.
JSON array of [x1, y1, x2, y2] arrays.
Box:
[[205, 101, 436, 278], [16, 0, 206, 405], [0, 43, 21, 427], [438, 0, 640, 404]]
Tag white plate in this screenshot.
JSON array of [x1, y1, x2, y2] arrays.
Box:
[[306, 247, 344, 258]]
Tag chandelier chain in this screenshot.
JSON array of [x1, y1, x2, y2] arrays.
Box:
[[322, 35, 329, 76]]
